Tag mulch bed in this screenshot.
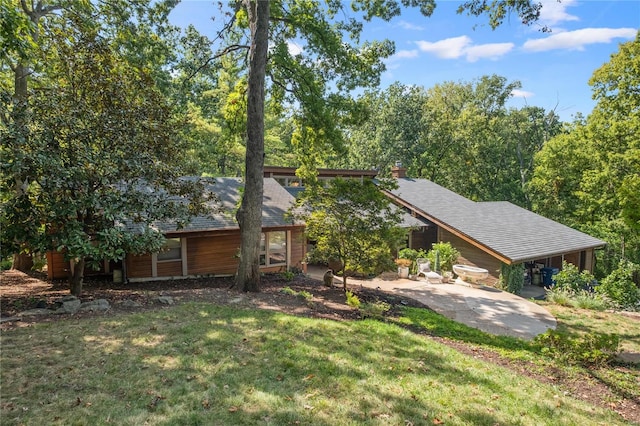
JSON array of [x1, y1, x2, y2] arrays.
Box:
[[1, 269, 639, 424]]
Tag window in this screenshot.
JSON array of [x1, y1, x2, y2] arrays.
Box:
[[259, 231, 287, 267], [157, 238, 181, 261]]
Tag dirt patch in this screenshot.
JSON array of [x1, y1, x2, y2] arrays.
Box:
[[1, 269, 639, 424]]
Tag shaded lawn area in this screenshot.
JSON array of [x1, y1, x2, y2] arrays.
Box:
[[0, 303, 629, 426]]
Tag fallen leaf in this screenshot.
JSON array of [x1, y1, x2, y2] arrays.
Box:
[[228, 406, 239, 413], [432, 418, 444, 425], [303, 374, 315, 381]]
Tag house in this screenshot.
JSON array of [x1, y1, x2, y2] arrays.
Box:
[[47, 177, 306, 282], [382, 165, 606, 281]]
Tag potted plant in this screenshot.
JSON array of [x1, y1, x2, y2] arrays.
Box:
[[395, 258, 412, 278]]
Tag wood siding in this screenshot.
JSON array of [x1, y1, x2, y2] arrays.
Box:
[[187, 233, 241, 275], [125, 227, 306, 281], [47, 251, 68, 280], [157, 260, 183, 277], [289, 228, 306, 270], [409, 227, 437, 251], [440, 229, 502, 277], [127, 254, 152, 278]]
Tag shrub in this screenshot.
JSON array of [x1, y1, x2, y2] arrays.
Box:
[[426, 242, 460, 273], [280, 286, 297, 296], [345, 291, 361, 309], [280, 287, 313, 302], [499, 263, 524, 294], [545, 288, 574, 307], [571, 291, 610, 311], [596, 260, 640, 310], [535, 329, 620, 366], [280, 270, 295, 282], [0, 256, 12, 271], [553, 261, 596, 293], [397, 248, 427, 274], [360, 301, 391, 319]]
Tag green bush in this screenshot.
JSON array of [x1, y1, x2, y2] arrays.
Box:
[[280, 286, 297, 296], [280, 270, 295, 282], [0, 256, 12, 271], [545, 288, 574, 307], [345, 291, 361, 309], [498, 263, 524, 294], [360, 301, 391, 319], [426, 242, 460, 273], [596, 260, 640, 310], [553, 261, 596, 293], [397, 248, 427, 274], [571, 291, 610, 311], [535, 329, 620, 366]]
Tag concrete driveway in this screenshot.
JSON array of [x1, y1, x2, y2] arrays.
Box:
[[307, 266, 556, 340]]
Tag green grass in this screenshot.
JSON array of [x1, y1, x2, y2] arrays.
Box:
[[1, 303, 630, 425]]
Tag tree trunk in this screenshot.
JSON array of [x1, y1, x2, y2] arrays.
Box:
[[69, 258, 85, 296], [11, 252, 33, 271], [9, 63, 34, 272], [234, 0, 269, 292]]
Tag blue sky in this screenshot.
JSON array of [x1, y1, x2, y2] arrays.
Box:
[[170, 1, 639, 122]]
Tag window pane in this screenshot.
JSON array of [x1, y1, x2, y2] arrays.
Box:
[[260, 233, 266, 252], [269, 252, 286, 265], [269, 231, 286, 251], [158, 238, 181, 261]]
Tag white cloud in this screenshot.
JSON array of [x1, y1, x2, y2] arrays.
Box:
[[539, 0, 579, 27], [465, 43, 514, 62], [396, 20, 424, 31], [392, 49, 419, 60], [416, 35, 471, 59], [511, 89, 535, 99], [287, 41, 303, 56], [415, 36, 513, 62], [523, 27, 637, 52]]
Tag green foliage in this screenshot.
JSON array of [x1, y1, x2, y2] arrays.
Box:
[[499, 263, 525, 294], [571, 291, 610, 311], [279, 270, 296, 282], [344, 78, 560, 208], [360, 301, 391, 320], [280, 286, 313, 302], [280, 286, 297, 296], [544, 288, 574, 307], [426, 242, 460, 273], [530, 34, 640, 275], [596, 260, 640, 310], [296, 178, 405, 289], [0, 256, 12, 271], [397, 247, 428, 274], [1, 24, 212, 294], [345, 290, 361, 309], [553, 262, 596, 294], [535, 329, 620, 367]]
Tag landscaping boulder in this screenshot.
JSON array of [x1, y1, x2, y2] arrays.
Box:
[[79, 299, 110, 312], [157, 296, 174, 305], [121, 300, 142, 308], [55, 295, 81, 314]]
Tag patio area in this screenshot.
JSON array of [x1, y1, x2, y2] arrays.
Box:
[[306, 265, 556, 340]]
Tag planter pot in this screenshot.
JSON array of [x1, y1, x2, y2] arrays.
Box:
[[397, 266, 409, 278]]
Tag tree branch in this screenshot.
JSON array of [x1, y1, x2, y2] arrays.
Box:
[[183, 44, 249, 83]]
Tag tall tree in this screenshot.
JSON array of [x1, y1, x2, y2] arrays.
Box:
[[295, 178, 405, 291], [530, 33, 640, 275], [215, 0, 544, 292], [1, 20, 210, 295]]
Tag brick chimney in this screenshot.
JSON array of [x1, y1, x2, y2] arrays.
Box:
[[391, 161, 406, 179]]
